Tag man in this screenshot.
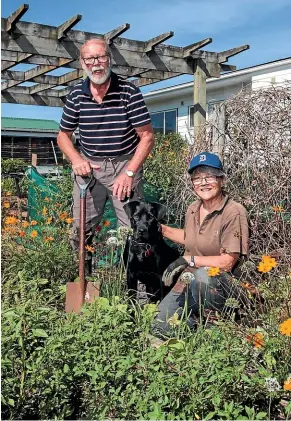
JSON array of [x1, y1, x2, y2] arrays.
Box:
[[57, 38, 154, 261]]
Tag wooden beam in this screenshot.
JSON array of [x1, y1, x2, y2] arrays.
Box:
[[1, 52, 33, 70], [220, 63, 236, 72], [139, 70, 179, 79], [144, 32, 174, 53], [193, 58, 207, 129], [6, 4, 29, 33], [105, 23, 130, 43], [29, 83, 54, 95], [29, 69, 83, 94], [1, 64, 56, 90], [3, 85, 62, 96], [217, 44, 249, 63], [1, 29, 194, 73], [57, 14, 82, 40], [1, 18, 186, 58], [2, 61, 16, 71], [1, 91, 66, 107], [183, 38, 212, 58]]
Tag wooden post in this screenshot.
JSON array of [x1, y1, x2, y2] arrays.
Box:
[[193, 58, 207, 131], [31, 153, 37, 167], [212, 103, 225, 162]]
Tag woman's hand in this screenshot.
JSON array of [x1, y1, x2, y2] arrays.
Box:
[[162, 256, 188, 287]]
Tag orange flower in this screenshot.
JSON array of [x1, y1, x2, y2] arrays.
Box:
[[58, 211, 68, 220], [30, 220, 38, 226], [22, 221, 30, 228], [240, 282, 252, 290], [246, 332, 264, 348], [283, 378, 291, 391], [42, 207, 48, 216], [65, 217, 74, 224], [46, 216, 53, 225], [3, 201, 10, 208], [279, 318, 291, 337], [30, 230, 38, 238], [19, 230, 26, 238], [103, 220, 110, 227], [257, 255, 277, 273], [207, 267, 221, 277], [44, 197, 50, 202], [44, 236, 54, 242], [272, 205, 284, 212], [85, 245, 95, 253], [261, 255, 277, 268], [4, 216, 18, 225]]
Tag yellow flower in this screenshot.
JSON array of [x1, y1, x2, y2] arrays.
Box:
[[30, 220, 38, 226], [22, 221, 30, 228], [46, 216, 53, 225], [246, 332, 264, 348], [283, 378, 291, 391], [207, 267, 221, 277], [168, 312, 180, 327], [148, 154, 153, 159], [3, 201, 10, 208], [30, 230, 38, 238], [4, 216, 18, 225], [85, 245, 95, 253], [103, 220, 110, 227], [42, 207, 48, 216], [44, 197, 50, 202], [5, 191, 12, 197], [65, 217, 74, 224], [279, 318, 291, 337], [19, 231, 26, 238], [272, 205, 284, 212]]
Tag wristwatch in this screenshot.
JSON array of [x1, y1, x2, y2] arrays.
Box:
[[125, 170, 135, 177], [189, 256, 195, 268]]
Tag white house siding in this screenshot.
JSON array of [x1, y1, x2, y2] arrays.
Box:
[[144, 58, 291, 141]]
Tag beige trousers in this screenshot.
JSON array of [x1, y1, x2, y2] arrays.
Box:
[[70, 154, 144, 251]]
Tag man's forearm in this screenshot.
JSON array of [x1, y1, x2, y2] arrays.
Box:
[[127, 130, 154, 173], [57, 131, 82, 164]]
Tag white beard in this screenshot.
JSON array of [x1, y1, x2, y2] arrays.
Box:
[[84, 65, 111, 85]]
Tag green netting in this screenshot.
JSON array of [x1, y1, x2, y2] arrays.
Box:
[[26, 166, 160, 225]]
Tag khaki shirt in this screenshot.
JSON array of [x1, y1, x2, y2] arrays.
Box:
[[184, 195, 249, 275]]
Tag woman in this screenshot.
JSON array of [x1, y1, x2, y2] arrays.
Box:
[[154, 152, 250, 333]]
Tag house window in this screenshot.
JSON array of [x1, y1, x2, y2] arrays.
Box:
[[188, 101, 223, 127], [150, 109, 177, 135]]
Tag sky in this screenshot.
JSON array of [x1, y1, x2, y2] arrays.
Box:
[[1, 0, 291, 123]]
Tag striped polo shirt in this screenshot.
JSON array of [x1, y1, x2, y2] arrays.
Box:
[[59, 72, 151, 158]]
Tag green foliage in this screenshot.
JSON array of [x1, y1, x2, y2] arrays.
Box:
[[1, 158, 28, 174], [144, 133, 189, 201], [2, 293, 289, 420], [1, 158, 29, 196]]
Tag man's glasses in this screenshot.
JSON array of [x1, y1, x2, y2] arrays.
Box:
[[191, 176, 218, 185], [82, 55, 109, 65]]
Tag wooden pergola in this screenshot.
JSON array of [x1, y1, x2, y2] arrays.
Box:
[[1, 4, 249, 128]]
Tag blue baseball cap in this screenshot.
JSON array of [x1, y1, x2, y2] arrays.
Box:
[[188, 152, 224, 174]]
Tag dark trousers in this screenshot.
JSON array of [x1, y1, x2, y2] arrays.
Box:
[[153, 268, 246, 334]]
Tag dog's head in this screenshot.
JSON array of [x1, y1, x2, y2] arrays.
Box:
[[123, 201, 167, 242]]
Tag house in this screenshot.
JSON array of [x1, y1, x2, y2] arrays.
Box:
[[1, 117, 63, 175], [143, 57, 291, 139]]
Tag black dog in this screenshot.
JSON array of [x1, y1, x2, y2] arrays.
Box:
[[123, 201, 180, 302]]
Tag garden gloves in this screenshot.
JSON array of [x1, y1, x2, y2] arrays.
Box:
[[162, 256, 188, 287]]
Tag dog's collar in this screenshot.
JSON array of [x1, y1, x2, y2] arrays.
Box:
[[129, 237, 153, 257]]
